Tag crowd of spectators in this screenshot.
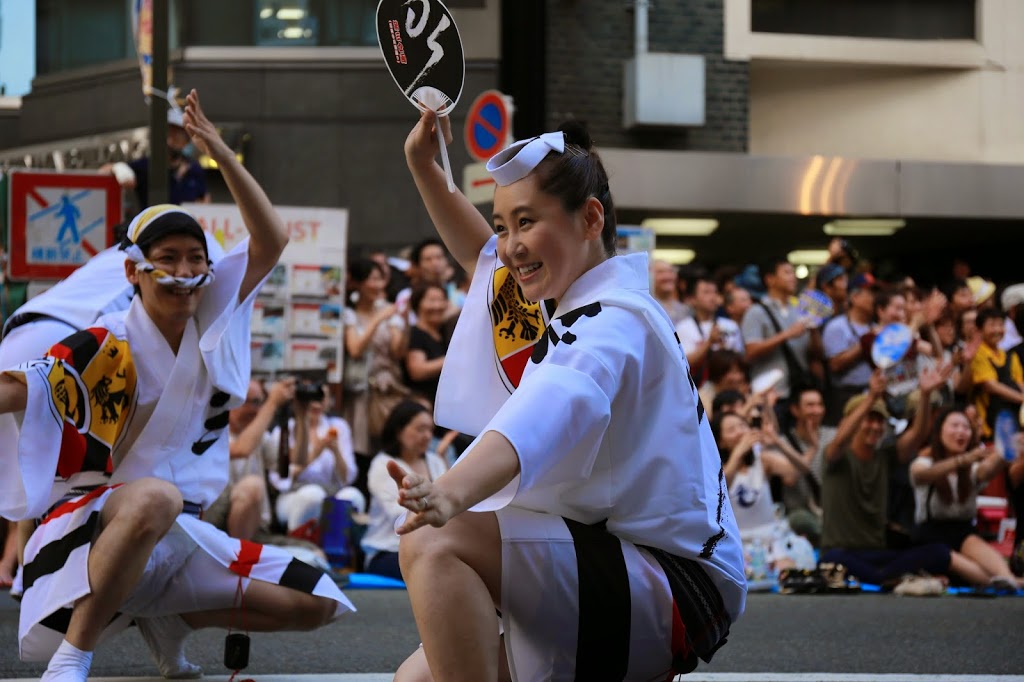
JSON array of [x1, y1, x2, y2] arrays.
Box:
[[660, 238, 1024, 594], [3, 233, 1022, 595]]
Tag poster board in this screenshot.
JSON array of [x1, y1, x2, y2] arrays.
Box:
[[616, 224, 656, 291], [184, 203, 348, 382]]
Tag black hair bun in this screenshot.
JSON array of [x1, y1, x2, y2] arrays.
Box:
[[557, 120, 593, 150]]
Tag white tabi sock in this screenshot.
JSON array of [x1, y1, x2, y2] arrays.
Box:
[[40, 639, 93, 682], [136, 614, 203, 679]]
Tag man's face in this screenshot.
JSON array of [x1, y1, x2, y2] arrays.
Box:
[[824, 274, 849, 304], [792, 390, 825, 426], [416, 244, 449, 285], [692, 281, 719, 316], [126, 233, 209, 330], [653, 261, 678, 298], [857, 413, 886, 447], [850, 288, 874, 315], [981, 317, 1005, 347], [768, 263, 797, 296], [951, 286, 974, 312], [726, 288, 752, 320]]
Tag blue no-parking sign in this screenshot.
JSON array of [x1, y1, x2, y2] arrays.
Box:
[[464, 90, 509, 162]]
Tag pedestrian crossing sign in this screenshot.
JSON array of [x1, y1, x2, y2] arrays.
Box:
[[6, 169, 122, 280]]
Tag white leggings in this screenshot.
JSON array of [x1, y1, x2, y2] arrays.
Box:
[[275, 484, 365, 531]]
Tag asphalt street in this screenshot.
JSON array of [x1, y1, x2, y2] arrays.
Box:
[[1, 589, 1022, 679]]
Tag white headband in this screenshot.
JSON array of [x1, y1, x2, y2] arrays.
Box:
[[486, 132, 565, 186], [121, 204, 215, 290]]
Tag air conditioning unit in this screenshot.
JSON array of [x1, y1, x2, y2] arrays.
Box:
[[623, 53, 705, 128]]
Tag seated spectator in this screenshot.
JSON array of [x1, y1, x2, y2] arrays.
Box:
[[903, 286, 947, 360], [934, 310, 976, 402], [342, 257, 409, 494], [820, 368, 954, 590], [700, 349, 749, 420], [999, 283, 1024, 351], [958, 307, 979, 347], [782, 385, 836, 545], [652, 259, 690, 326], [404, 283, 450, 405], [712, 389, 747, 419], [945, 278, 975, 321], [822, 273, 877, 425], [967, 276, 997, 310], [395, 238, 457, 323], [724, 286, 753, 327], [970, 307, 1024, 441], [204, 378, 295, 540], [273, 387, 362, 533], [361, 401, 448, 581], [677, 273, 744, 386], [815, 263, 848, 317], [712, 410, 815, 583], [858, 289, 935, 418], [741, 256, 812, 406], [909, 408, 1022, 589]]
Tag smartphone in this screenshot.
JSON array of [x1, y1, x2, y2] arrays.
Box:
[[750, 413, 763, 429]]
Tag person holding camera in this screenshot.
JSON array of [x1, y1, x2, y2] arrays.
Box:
[[711, 406, 817, 587], [203, 377, 296, 541], [272, 381, 362, 534]]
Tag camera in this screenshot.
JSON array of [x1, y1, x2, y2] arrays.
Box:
[[295, 379, 325, 403]]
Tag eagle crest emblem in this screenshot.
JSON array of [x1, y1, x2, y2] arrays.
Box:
[[489, 264, 554, 391]]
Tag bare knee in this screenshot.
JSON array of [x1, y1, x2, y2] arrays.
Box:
[[291, 594, 336, 630], [398, 513, 502, 601], [230, 476, 265, 511], [395, 647, 432, 682], [110, 478, 183, 537], [398, 523, 452, 571]]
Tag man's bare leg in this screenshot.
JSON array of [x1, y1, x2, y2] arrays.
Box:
[[181, 580, 337, 631], [42, 478, 182, 681]]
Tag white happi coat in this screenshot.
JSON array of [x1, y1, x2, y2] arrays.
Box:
[[438, 236, 746, 623], [2, 239, 354, 661], [1, 239, 255, 520]]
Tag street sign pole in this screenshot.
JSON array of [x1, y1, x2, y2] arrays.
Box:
[[149, 0, 169, 206]]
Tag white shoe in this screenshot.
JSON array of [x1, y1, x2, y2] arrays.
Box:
[[893, 574, 945, 597], [136, 614, 203, 679]]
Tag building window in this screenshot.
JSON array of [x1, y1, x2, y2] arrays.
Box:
[[36, 0, 188, 77], [182, 0, 378, 48], [751, 0, 976, 41], [36, 0, 132, 75]]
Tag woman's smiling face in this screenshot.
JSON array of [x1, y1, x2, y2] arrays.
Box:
[[939, 411, 973, 455], [492, 173, 601, 304]]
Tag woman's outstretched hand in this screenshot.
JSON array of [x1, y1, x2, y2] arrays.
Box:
[[387, 459, 456, 534]]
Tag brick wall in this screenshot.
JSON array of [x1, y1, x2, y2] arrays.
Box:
[[545, 0, 748, 152]]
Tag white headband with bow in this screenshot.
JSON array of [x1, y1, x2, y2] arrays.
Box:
[[485, 132, 566, 187]]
